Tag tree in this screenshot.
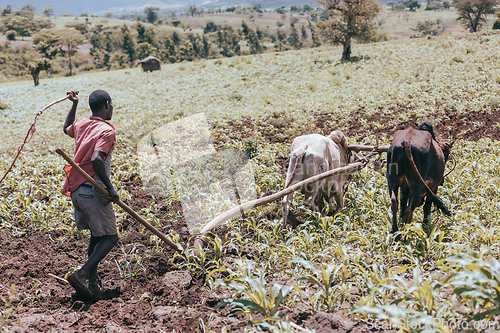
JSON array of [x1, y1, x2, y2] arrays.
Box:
[[1, 5, 12, 16], [0, 14, 53, 39], [28, 58, 51, 86], [121, 25, 135, 63], [21, 4, 36, 12], [316, 0, 381, 60], [201, 34, 210, 58], [172, 32, 181, 45], [33, 29, 60, 59], [403, 0, 421, 11], [57, 28, 84, 75], [242, 21, 263, 54], [204, 21, 218, 33], [42, 7, 54, 17], [288, 23, 302, 49], [301, 24, 308, 41], [145, 7, 159, 23], [189, 4, 197, 16], [303, 4, 313, 11], [136, 42, 157, 60], [453, 0, 499, 32], [161, 36, 177, 62]]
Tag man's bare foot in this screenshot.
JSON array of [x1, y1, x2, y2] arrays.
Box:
[[68, 271, 93, 299], [88, 278, 103, 301]]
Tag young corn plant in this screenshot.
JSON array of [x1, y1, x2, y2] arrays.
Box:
[[179, 234, 226, 283], [353, 263, 455, 332], [114, 243, 147, 279], [402, 225, 448, 261], [215, 259, 293, 328], [291, 257, 350, 313], [444, 253, 500, 323]]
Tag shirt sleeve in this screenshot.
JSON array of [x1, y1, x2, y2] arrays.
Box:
[[65, 121, 76, 138], [94, 129, 116, 156]]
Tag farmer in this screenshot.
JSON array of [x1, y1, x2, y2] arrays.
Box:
[[62, 90, 119, 300]]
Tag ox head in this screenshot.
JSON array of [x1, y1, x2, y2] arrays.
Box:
[[439, 140, 454, 162], [329, 130, 348, 150], [417, 122, 436, 140], [329, 130, 353, 163]]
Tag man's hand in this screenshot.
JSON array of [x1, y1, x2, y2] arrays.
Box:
[[67, 90, 79, 103], [64, 90, 79, 134], [107, 187, 120, 203]]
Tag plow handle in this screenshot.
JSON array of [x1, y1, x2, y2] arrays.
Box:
[[55, 148, 181, 252]]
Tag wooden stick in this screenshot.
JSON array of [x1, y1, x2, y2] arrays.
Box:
[[35, 94, 71, 116], [0, 94, 73, 185], [48, 273, 69, 285], [56, 148, 181, 252], [348, 144, 389, 153], [198, 151, 380, 235]]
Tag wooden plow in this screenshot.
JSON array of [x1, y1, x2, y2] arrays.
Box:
[[194, 144, 389, 248]]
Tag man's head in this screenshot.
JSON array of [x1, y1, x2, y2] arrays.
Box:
[[417, 122, 435, 140], [89, 90, 113, 120]]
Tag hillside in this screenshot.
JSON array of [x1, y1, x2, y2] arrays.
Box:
[[1, 33, 500, 331]]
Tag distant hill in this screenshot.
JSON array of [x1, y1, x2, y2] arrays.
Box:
[[0, 0, 139, 16], [0, 0, 318, 17], [96, 0, 319, 17]]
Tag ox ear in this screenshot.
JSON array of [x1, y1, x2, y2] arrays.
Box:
[[329, 130, 348, 150], [439, 140, 453, 160]]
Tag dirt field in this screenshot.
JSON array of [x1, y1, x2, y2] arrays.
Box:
[[1, 107, 498, 332]]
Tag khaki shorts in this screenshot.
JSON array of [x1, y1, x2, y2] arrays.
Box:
[[70, 181, 117, 237]]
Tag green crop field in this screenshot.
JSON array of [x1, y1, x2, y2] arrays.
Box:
[[1, 32, 500, 332]]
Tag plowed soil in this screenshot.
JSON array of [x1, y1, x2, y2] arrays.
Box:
[[1, 108, 497, 332]]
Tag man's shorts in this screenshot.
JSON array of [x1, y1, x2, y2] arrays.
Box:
[[70, 181, 117, 237]]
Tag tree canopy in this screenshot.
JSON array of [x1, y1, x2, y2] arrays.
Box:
[[316, 0, 381, 60], [145, 7, 159, 23], [453, 0, 500, 32]]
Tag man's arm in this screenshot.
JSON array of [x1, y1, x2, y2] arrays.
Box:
[[91, 150, 119, 203], [63, 91, 79, 134]]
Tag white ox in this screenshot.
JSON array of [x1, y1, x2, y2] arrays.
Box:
[[282, 131, 352, 228]]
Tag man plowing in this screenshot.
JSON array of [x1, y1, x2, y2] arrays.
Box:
[[62, 90, 119, 300]]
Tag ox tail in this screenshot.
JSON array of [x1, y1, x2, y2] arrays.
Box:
[[284, 145, 308, 188], [403, 139, 451, 216]]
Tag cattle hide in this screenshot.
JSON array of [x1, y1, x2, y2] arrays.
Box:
[[282, 131, 352, 228], [387, 126, 452, 233]]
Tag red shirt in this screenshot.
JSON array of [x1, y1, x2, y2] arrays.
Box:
[[62, 116, 116, 196]]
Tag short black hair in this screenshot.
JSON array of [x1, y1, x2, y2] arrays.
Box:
[[418, 121, 435, 140], [88, 90, 111, 113]]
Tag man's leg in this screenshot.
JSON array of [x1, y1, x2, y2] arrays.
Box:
[[80, 234, 118, 278], [69, 234, 118, 299], [87, 235, 101, 283]]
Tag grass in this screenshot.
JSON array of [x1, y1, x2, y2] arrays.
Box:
[[375, 8, 498, 39]]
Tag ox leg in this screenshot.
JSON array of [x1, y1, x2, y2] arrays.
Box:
[[333, 186, 344, 214], [423, 195, 432, 230], [399, 185, 410, 226], [390, 188, 399, 233], [387, 174, 401, 233], [305, 183, 320, 212], [403, 182, 423, 226], [282, 193, 292, 229], [282, 194, 301, 229]]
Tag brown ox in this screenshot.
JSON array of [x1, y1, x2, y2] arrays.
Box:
[[282, 131, 352, 228], [387, 122, 452, 233]]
